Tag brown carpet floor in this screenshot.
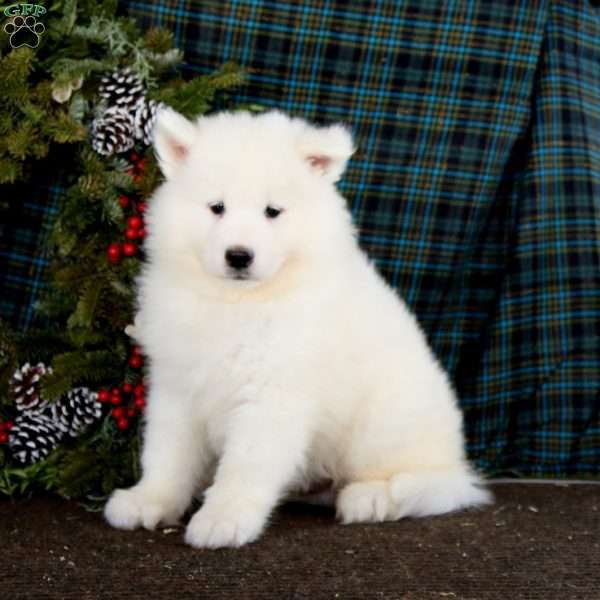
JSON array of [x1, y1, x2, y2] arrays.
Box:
[[1, 483, 598, 599]]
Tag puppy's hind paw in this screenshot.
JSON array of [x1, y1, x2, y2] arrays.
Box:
[[336, 480, 392, 524]]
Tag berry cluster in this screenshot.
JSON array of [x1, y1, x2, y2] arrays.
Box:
[[98, 346, 146, 431], [126, 150, 147, 184], [107, 152, 148, 265], [128, 344, 144, 370], [98, 380, 145, 431], [0, 420, 14, 445]]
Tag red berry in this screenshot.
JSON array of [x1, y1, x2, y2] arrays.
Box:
[[137, 228, 146, 240], [122, 383, 133, 394], [130, 151, 139, 162], [0, 431, 8, 444], [107, 243, 121, 265], [134, 397, 146, 409], [136, 201, 146, 214], [129, 354, 143, 369], [134, 383, 145, 397], [127, 215, 143, 230], [125, 227, 138, 241], [110, 388, 122, 405], [132, 345, 142, 355], [136, 159, 146, 170], [118, 195, 130, 209], [5, 421, 13, 430], [112, 407, 125, 419], [133, 174, 142, 183], [127, 408, 136, 418], [98, 389, 110, 403], [122, 242, 137, 257], [117, 417, 130, 431]]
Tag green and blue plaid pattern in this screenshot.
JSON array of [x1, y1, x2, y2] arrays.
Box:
[[2, 0, 599, 477], [0, 166, 60, 331]]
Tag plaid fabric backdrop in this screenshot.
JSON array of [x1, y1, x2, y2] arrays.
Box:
[[0, 166, 61, 331], [1, 0, 599, 477]]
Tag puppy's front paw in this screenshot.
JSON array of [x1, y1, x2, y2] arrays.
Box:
[[104, 486, 184, 531], [184, 502, 266, 549]]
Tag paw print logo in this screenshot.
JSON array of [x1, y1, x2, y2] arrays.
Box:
[[4, 15, 45, 48]]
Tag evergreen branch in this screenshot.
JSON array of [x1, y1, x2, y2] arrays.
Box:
[[66, 328, 107, 350], [53, 262, 111, 287], [0, 47, 35, 94], [68, 278, 105, 330], [207, 62, 248, 90], [39, 366, 77, 401], [0, 157, 23, 184], [41, 349, 125, 400], [77, 172, 107, 200], [71, 16, 158, 84], [50, 58, 108, 87], [106, 169, 135, 193], [5, 121, 38, 159], [0, 110, 14, 134], [47, 0, 79, 38], [146, 48, 183, 71], [18, 100, 46, 124], [43, 111, 87, 144], [142, 27, 174, 54], [107, 273, 135, 298], [153, 62, 246, 117], [101, 193, 123, 225]]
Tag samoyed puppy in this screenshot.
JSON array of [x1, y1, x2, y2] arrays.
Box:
[[104, 109, 491, 548]]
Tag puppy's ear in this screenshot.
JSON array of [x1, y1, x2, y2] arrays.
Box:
[[297, 123, 355, 183], [153, 107, 197, 179]]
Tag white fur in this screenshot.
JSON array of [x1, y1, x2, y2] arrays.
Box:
[[104, 109, 491, 548]]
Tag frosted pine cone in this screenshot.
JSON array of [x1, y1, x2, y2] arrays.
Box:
[[9, 362, 52, 412], [48, 387, 102, 438], [91, 106, 136, 156], [133, 98, 163, 146], [98, 68, 146, 112], [8, 412, 64, 465]]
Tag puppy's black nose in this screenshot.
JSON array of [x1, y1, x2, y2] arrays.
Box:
[[225, 247, 254, 270]]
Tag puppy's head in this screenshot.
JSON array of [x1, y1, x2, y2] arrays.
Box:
[[148, 109, 355, 289]]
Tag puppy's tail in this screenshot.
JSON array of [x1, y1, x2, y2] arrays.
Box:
[[388, 467, 492, 518]]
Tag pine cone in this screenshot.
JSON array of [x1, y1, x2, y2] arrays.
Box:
[[8, 412, 64, 465], [48, 387, 102, 438], [98, 68, 146, 112], [9, 362, 51, 412], [91, 106, 136, 156], [133, 98, 163, 146]]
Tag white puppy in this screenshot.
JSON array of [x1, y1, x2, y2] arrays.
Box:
[[104, 109, 491, 548]]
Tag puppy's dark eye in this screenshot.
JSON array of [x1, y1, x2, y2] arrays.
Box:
[[265, 205, 283, 219], [209, 201, 225, 216]]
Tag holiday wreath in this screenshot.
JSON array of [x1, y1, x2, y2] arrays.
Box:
[[0, 0, 246, 507]]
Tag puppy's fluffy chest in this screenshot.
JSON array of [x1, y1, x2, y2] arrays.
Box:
[[156, 291, 335, 463], [144, 282, 322, 394]]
